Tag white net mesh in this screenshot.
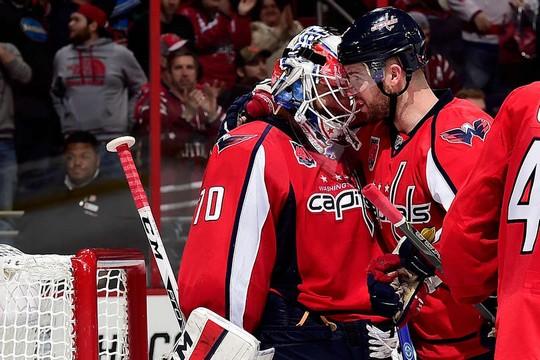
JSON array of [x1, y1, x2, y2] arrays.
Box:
[[0, 245, 133, 360], [97, 268, 129, 359], [0, 245, 75, 359]]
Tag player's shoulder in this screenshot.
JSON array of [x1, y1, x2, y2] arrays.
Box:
[[502, 82, 540, 110], [439, 97, 493, 126], [434, 97, 493, 148], [215, 120, 288, 155]]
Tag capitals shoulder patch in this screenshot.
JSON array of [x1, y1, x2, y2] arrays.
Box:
[[440, 118, 491, 146], [216, 133, 257, 153], [290, 141, 316, 168]]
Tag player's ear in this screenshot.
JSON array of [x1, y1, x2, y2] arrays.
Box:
[[386, 62, 403, 90]]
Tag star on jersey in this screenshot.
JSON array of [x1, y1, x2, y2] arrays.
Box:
[[335, 174, 342, 181], [384, 184, 390, 193], [320, 175, 328, 183]]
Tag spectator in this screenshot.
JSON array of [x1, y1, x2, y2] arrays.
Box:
[[17, 131, 148, 259], [0, 0, 62, 197], [250, 0, 303, 74], [128, 0, 195, 75], [445, 0, 513, 90], [220, 45, 271, 109], [455, 88, 487, 112], [159, 33, 188, 86], [51, 1, 147, 178], [179, 0, 255, 89], [408, 11, 462, 93], [0, 42, 31, 243], [134, 48, 224, 272]]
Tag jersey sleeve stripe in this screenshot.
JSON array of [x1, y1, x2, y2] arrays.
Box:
[[426, 148, 455, 211], [229, 146, 270, 327], [430, 111, 458, 195], [225, 124, 273, 326]]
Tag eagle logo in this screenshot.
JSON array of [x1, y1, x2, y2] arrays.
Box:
[[440, 119, 491, 146], [216, 133, 257, 153]]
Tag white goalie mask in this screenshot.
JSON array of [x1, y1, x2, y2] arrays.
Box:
[[271, 26, 360, 155]]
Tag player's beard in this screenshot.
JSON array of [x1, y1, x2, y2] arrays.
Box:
[[358, 92, 390, 125]]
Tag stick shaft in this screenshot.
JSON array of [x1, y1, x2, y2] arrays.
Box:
[[362, 184, 495, 323], [115, 143, 186, 331]]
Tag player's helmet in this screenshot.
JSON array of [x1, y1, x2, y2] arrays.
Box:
[[270, 26, 360, 155], [339, 7, 427, 89]]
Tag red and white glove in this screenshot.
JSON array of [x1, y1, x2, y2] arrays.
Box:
[[244, 80, 276, 119]]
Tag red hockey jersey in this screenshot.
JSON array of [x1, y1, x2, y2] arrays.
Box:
[[440, 82, 540, 359], [178, 120, 387, 332], [358, 91, 494, 359]]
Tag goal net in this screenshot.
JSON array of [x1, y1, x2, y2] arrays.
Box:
[[0, 245, 147, 360]]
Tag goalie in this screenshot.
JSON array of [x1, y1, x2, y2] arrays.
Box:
[[178, 26, 402, 359]]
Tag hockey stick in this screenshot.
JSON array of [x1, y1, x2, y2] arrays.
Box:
[[106, 137, 187, 352], [361, 183, 495, 323], [108, 137, 274, 360]]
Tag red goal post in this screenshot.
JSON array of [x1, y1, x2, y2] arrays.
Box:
[[0, 246, 147, 359]]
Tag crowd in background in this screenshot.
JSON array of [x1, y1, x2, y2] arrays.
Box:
[[0, 0, 538, 276]]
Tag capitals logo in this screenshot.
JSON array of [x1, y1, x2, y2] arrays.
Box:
[[290, 141, 316, 168], [216, 133, 257, 153], [440, 119, 491, 146]]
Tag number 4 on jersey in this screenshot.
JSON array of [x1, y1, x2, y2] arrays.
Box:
[[508, 139, 540, 253]]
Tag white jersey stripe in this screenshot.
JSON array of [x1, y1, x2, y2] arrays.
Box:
[[229, 145, 270, 328], [426, 148, 455, 211]]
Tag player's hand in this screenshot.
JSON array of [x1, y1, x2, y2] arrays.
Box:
[[367, 254, 426, 325], [398, 238, 436, 278], [245, 81, 276, 119], [367, 254, 402, 318]]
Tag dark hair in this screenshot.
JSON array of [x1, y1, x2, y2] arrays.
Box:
[[64, 131, 99, 151], [167, 49, 203, 81]]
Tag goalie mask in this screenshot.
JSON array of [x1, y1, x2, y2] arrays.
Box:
[[271, 26, 360, 155]]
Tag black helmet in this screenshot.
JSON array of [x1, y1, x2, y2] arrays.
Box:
[[339, 7, 427, 89]]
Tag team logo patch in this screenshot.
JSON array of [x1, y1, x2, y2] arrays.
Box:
[[290, 141, 316, 168], [216, 133, 257, 153], [440, 119, 491, 146], [371, 12, 398, 32], [368, 136, 380, 171]]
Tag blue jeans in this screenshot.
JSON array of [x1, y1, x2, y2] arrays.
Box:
[[0, 139, 17, 244]]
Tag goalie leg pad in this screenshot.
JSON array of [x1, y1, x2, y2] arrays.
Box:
[[169, 307, 274, 360]]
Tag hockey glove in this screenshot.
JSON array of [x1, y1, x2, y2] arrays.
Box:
[[218, 80, 276, 138], [398, 238, 436, 278], [367, 254, 403, 318], [367, 254, 427, 326]]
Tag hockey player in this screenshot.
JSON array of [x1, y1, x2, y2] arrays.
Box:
[[338, 7, 494, 360], [437, 82, 540, 359], [178, 26, 400, 359]]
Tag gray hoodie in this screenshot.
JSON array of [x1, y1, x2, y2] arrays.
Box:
[[51, 38, 147, 141], [0, 43, 32, 139]]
